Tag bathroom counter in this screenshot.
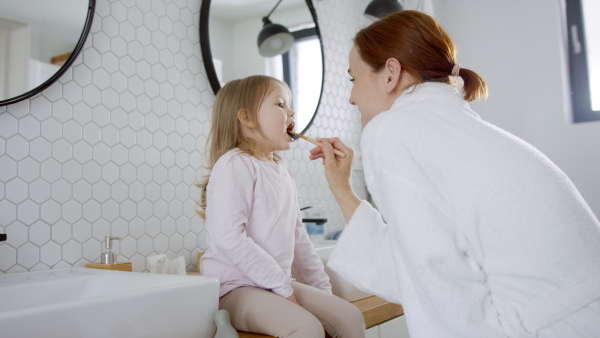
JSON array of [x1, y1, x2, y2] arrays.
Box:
[[236, 295, 404, 338]]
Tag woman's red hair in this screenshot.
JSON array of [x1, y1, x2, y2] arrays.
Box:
[[354, 10, 487, 102]]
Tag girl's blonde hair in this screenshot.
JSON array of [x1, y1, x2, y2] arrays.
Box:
[[197, 75, 287, 220]]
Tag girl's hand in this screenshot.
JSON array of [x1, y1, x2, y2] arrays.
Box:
[[309, 138, 361, 222], [287, 294, 300, 306]]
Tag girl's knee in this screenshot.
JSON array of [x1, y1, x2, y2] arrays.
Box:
[[290, 312, 325, 337]]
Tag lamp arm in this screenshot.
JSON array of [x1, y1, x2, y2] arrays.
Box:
[[264, 0, 284, 20]]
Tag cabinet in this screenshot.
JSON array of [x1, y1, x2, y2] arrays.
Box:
[[365, 315, 410, 338]]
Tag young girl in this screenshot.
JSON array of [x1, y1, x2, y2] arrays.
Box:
[[198, 75, 365, 338]]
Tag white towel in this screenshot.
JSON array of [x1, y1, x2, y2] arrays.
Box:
[[147, 254, 186, 275]]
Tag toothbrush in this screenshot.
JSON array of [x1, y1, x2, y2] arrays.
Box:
[[287, 130, 347, 158]]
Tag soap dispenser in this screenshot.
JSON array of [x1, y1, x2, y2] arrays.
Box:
[[85, 236, 132, 272]]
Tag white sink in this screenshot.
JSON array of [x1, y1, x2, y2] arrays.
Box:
[[0, 267, 220, 338], [293, 240, 372, 302]]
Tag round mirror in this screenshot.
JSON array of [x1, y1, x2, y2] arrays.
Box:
[[0, 0, 95, 106], [200, 0, 324, 135]]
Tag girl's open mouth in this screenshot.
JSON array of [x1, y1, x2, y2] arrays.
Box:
[[286, 122, 295, 141]]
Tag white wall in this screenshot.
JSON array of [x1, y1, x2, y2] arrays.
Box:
[[433, 0, 600, 216]]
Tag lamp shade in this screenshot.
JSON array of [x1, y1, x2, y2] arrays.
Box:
[[364, 0, 402, 19], [257, 18, 295, 57]]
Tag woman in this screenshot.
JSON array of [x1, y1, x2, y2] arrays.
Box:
[[309, 10, 600, 338]]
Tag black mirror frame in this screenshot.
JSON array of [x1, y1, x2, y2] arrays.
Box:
[[0, 0, 96, 107], [199, 0, 325, 135]]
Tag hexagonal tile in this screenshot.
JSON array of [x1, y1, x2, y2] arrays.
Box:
[[120, 236, 136, 258], [18, 200, 40, 225], [82, 199, 101, 223], [153, 234, 168, 254], [38, 240, 61, 266], [72, 219, 92, 243], [183, 232, 197, 251], [51, 179, 71, 204], [101, 199, 119, 222], [85, 86, 103, 109], [62, 240, 82, 264], [82, 161, 101, 184], [92, 143, 111, 165], [29, 221, 51, 246], [5, 178, 28, 204], [169, 233, 183, 253], [29, 96, 52, 122], [40, 158, 62, 183], [29, 178, 51, 204], [63, 160, 83, 184], [101, 52, 119, 73], [6, 135, 29, 161], [81, 123, 101, 148], [82, 238, 101, 262], [6, 221, 27, 248], [62, 83, 83, 105], [17, 158, 39, 183], [92, 180, 110, 202], [18, 115, 41, 141], [0, 244, 17, 271], [73, 141, 93, 165], [110, 181, 128, 203], [73, 180, 92, 203], [111, 218, 128, 239], [51, 139, 73, 164], [92, 219, 110, 241], [50, 219, 71, 245], [138, 234, 153, 256], [17, 243, 39, 269], [62, 200, 82, 224], [28, 137, 51, 163], [0, 156, 17, 182]]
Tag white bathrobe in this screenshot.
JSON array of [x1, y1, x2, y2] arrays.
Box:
[[328, 82, 600, 337]]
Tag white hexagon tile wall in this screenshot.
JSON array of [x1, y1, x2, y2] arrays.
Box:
[[0, 0, 370, 274]]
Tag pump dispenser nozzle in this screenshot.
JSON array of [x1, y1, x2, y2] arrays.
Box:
[[101, 236, 121, 264]]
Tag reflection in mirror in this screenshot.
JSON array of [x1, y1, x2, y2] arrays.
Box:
[[201, 0, 324, 135], [0, 0, 94, 106]]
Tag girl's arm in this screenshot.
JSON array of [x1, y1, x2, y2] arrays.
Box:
[[292, 210, 332, 293]]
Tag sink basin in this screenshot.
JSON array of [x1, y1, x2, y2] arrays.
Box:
[[0, 267, 219, 338], [293, 240, 372, 302]]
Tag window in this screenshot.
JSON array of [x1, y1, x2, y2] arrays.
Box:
[[566, 0, 600, 122], [283, 28, 322, 131], [264, 26, 323, 133]]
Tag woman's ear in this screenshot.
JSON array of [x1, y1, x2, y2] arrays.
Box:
[[384, 57, 402, 93], [237, 108, 256, 129]]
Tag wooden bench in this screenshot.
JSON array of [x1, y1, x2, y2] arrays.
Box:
[[193, 253, 404, 337]]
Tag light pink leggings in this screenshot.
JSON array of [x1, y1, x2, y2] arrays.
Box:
[[219, 282, 366, 338]]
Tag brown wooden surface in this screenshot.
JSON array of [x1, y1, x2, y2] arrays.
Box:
[[85, 262, 132, 272]]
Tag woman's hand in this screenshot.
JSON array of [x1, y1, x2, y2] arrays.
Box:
[[309, 138, 361, 222], [309, 138, 353, 191]]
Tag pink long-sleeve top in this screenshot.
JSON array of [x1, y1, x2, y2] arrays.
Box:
[[200, 149, 332, 298]]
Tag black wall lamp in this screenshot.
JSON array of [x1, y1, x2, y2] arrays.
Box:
[[257, 0, 295, 57], [364, 0, 403, 19]]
